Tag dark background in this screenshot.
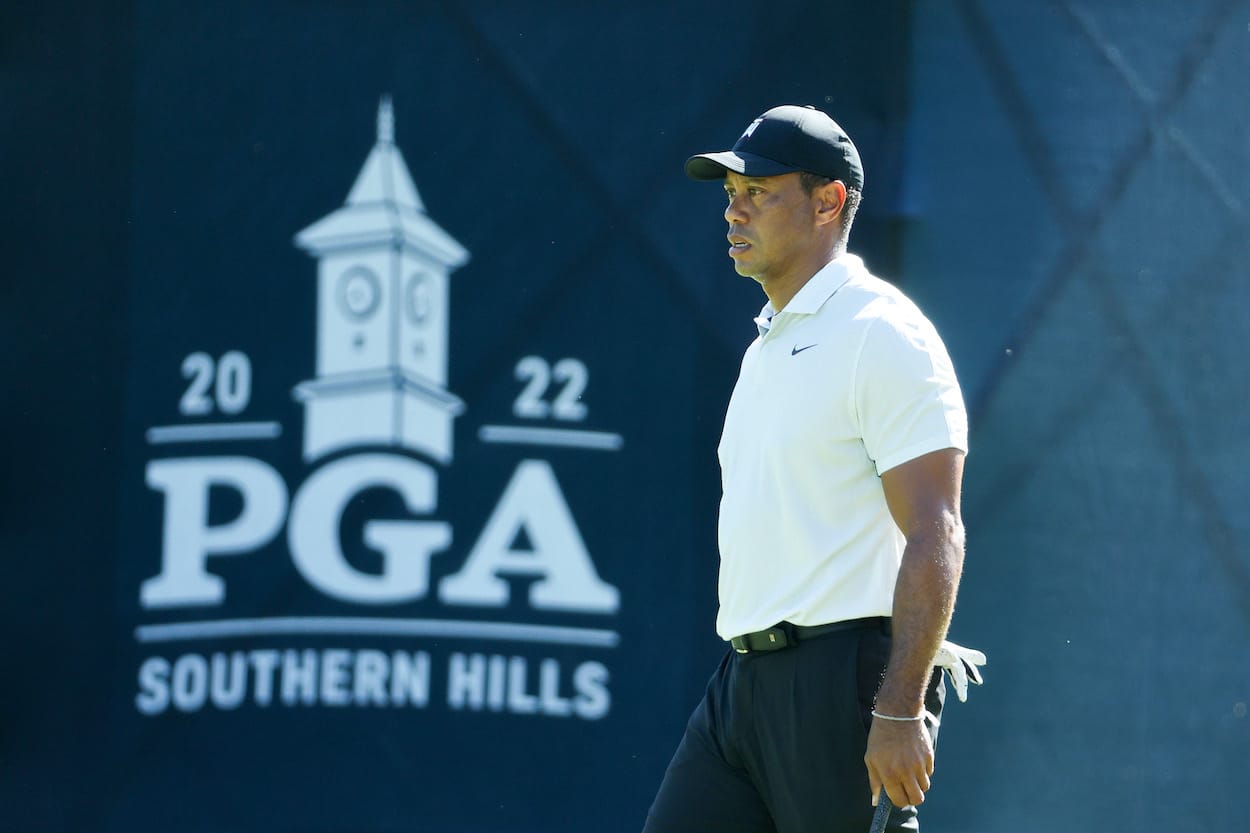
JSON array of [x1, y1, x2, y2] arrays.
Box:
[[3, 1, 1248, 831]]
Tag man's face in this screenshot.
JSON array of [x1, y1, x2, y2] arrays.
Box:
[[722, 171, 820, 284]]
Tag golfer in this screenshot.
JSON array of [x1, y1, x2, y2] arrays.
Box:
[[642, 104, 970, 833]]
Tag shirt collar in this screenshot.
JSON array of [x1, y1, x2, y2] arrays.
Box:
[[753, 254, 862, 337]]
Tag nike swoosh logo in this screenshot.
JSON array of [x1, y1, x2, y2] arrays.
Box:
[[791, 344, 818, 355]]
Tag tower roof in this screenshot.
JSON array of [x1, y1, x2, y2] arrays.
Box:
[[295, 96, 469, 267]]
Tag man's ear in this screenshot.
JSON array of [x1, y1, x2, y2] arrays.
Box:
[[814, 180, 847, 228]]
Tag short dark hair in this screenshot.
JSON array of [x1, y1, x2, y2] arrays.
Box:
[[798, 171, 861, 243], [797, 171, 833, 195]]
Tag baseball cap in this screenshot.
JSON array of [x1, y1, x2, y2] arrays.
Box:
[[685, 104, 864, 191]]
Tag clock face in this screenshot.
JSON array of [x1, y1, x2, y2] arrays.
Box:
[[337, 267, 381, 320], [405, 272, 433, 324]]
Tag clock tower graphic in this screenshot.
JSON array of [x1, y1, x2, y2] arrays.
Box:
[[293, 96, 468, 464]]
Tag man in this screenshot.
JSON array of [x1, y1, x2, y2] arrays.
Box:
[[643, 105, 970, 833]]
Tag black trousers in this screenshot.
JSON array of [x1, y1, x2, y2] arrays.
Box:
[[643, 622, 944, 833]]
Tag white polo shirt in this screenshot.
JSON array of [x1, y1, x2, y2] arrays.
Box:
[[715, 254, 968, 640]]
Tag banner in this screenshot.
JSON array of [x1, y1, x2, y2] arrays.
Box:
[[5, 3, 912, 831]]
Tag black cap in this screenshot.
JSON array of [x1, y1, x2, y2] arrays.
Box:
[[685, 105, 864, 191]]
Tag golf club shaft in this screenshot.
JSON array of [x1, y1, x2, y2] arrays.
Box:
[[869, 792, 894, 833]]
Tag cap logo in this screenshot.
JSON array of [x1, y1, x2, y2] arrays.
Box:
[[740, 117, 764, 142]]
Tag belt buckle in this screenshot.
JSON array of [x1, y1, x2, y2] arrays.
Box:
[[733, 625, 790, 654], [767, 626, 789, 650]]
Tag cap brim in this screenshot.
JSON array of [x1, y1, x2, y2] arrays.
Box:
[[684, 151, 799, 181]]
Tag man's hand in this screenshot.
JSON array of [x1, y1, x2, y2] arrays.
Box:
[[865, 715, 934, 808]]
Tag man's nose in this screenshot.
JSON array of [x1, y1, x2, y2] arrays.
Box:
[[724, 196, 747, 224]]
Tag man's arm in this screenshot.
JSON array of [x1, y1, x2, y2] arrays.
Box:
[[864, 447, 966, 809]]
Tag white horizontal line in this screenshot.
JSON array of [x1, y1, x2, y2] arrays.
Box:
[[478, 425, 624, 451], [146, 422, 283, 444], [134, 617, 620, 648]]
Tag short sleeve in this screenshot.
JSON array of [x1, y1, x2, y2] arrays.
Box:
[[853, 307, 968, 475]]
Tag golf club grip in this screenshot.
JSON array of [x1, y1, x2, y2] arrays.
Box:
[[868, 792, 895, 833]]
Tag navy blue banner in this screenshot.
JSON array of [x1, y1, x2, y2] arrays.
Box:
[[5, 3, 911, 832]]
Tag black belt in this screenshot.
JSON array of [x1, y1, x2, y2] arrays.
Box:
[[730, 617, 890, 654]]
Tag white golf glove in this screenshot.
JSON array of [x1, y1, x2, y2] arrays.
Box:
[[933, 640, 986, 702]]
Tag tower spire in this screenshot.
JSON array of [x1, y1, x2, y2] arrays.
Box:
[[377, 95, 394, 145]]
